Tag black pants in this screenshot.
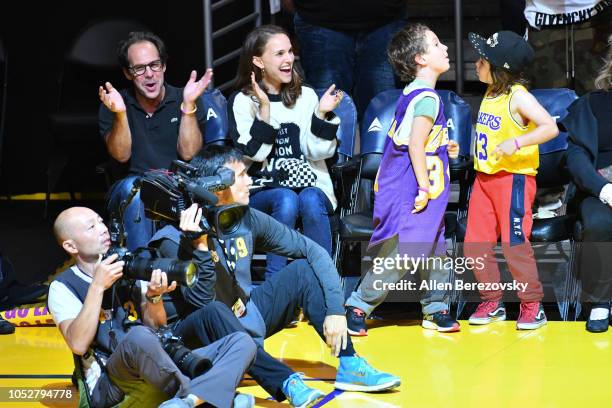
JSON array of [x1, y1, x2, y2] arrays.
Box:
[[578, 197, 612, 303]]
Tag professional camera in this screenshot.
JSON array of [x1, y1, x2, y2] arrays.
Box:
[[105, 246, 197, 288], [156, 325, 212, 378], [139, 159, 250, 240]]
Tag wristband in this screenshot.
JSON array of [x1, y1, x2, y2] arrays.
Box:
[[418, 186, 429, 193], [180, 102, 197, 115], [146, 294, 163, 304], [514, 138, 521, 151], [183, 230, 206, 242]]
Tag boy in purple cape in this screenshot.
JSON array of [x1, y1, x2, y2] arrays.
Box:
[[345, 23, 461, 335]]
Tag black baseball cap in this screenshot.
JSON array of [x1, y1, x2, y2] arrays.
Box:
[[468, 31, 534, 73]]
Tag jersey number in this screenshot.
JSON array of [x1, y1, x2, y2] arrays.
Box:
[[426, 156, 445, 199], [477, 132, 488, 161]]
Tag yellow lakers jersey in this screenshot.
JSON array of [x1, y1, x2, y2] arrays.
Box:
[[474, 84, 539, 176]]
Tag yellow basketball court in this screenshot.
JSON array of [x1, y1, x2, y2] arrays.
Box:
[[1, 319, 611, 407]]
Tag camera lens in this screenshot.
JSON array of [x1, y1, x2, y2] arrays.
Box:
[[217, 205, 247, 235], [164, 342, 212, 378], [125, 258, 197, 287]]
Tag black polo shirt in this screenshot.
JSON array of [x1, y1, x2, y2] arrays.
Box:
[[99, 83, 206, 175]]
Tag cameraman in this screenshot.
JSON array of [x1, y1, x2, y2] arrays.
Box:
[[151, 146, 401, 407], [47, 207, 256, 408]]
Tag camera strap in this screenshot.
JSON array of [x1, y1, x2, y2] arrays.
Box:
[[219, 238, 249, 317]]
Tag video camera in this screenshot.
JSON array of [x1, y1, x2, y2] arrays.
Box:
[[139, 159, 250, 240]]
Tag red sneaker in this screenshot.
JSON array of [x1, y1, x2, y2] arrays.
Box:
[[517, 302, 547, 330], [469, 301, 506, 325]]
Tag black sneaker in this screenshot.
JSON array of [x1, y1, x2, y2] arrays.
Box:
[[346, 306, 368, 336], [0, 317, 14, 335], [586, 303, 610, 333], [422, 310, 461, 332]]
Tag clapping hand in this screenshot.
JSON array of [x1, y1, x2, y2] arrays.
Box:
[[183, 69, 213, 106], [99, 82, 126, 113], [317, 84, 344, 118], [250, 71, 270, 106]]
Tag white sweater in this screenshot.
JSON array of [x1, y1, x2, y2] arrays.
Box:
[[228, 86, 340, 209]]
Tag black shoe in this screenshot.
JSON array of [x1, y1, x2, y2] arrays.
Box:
[[346, 306, 368, 336], [422, 310, 461, 332], [0, 317, 14, 335], [586, 303, 610, 333]]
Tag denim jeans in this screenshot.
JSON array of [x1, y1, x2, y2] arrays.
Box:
[[294, 13, 405, 118], [251, 259, 356, 357], [106, 175, 155, 251], [249, 187, 334, 279], [345, 236, 451, 316]]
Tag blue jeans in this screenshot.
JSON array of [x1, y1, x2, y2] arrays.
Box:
[[294, 14, 405, 118], [106, 175, 155, 251], [249, 187, 334, 279], [251, 259, 356, 357], [345, 236, 450, 316]]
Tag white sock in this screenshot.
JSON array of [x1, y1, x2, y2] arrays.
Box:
[[590, 307, 609, 321]]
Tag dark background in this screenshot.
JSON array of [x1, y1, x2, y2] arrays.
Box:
[[0, 0, 274, 196], [0, 0, 276, 289]]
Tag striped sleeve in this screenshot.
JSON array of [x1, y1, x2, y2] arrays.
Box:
[[228, 91, 275, 162], [301, 88, 339, 161]]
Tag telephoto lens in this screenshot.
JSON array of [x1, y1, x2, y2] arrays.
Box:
[[164, 341, 213, 378], [124, 257, 197, 287], [156, 326, 212, 378]]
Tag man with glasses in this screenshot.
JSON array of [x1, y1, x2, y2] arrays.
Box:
[[99, 31, 212, 250]]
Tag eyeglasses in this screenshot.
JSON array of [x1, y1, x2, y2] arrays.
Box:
[[129, 60, 164, 76]]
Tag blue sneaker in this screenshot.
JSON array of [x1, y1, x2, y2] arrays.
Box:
[[335, 356, 401, 392], [282, 372, 326, 408]]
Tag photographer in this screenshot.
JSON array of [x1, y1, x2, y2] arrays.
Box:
[[47, 207, 256, 408], [151, 146, 401, 407]]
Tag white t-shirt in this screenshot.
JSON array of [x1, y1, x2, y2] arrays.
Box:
[[48, 267, 147, 394], [524, 0, 611, 28]]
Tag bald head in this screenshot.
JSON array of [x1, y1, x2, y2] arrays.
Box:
[[54, 207, 110, 261], [53, 207, 99, 245]]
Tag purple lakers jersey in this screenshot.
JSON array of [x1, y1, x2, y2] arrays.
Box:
[[369, 86, 450, 256]]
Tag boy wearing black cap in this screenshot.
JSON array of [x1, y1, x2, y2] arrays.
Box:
[[464, 31, 559, 330]]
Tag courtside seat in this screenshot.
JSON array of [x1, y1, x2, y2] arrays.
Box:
[[201, 88, 229, 146], [530, 88, 578, 244], [529, 88, 579, 320]]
